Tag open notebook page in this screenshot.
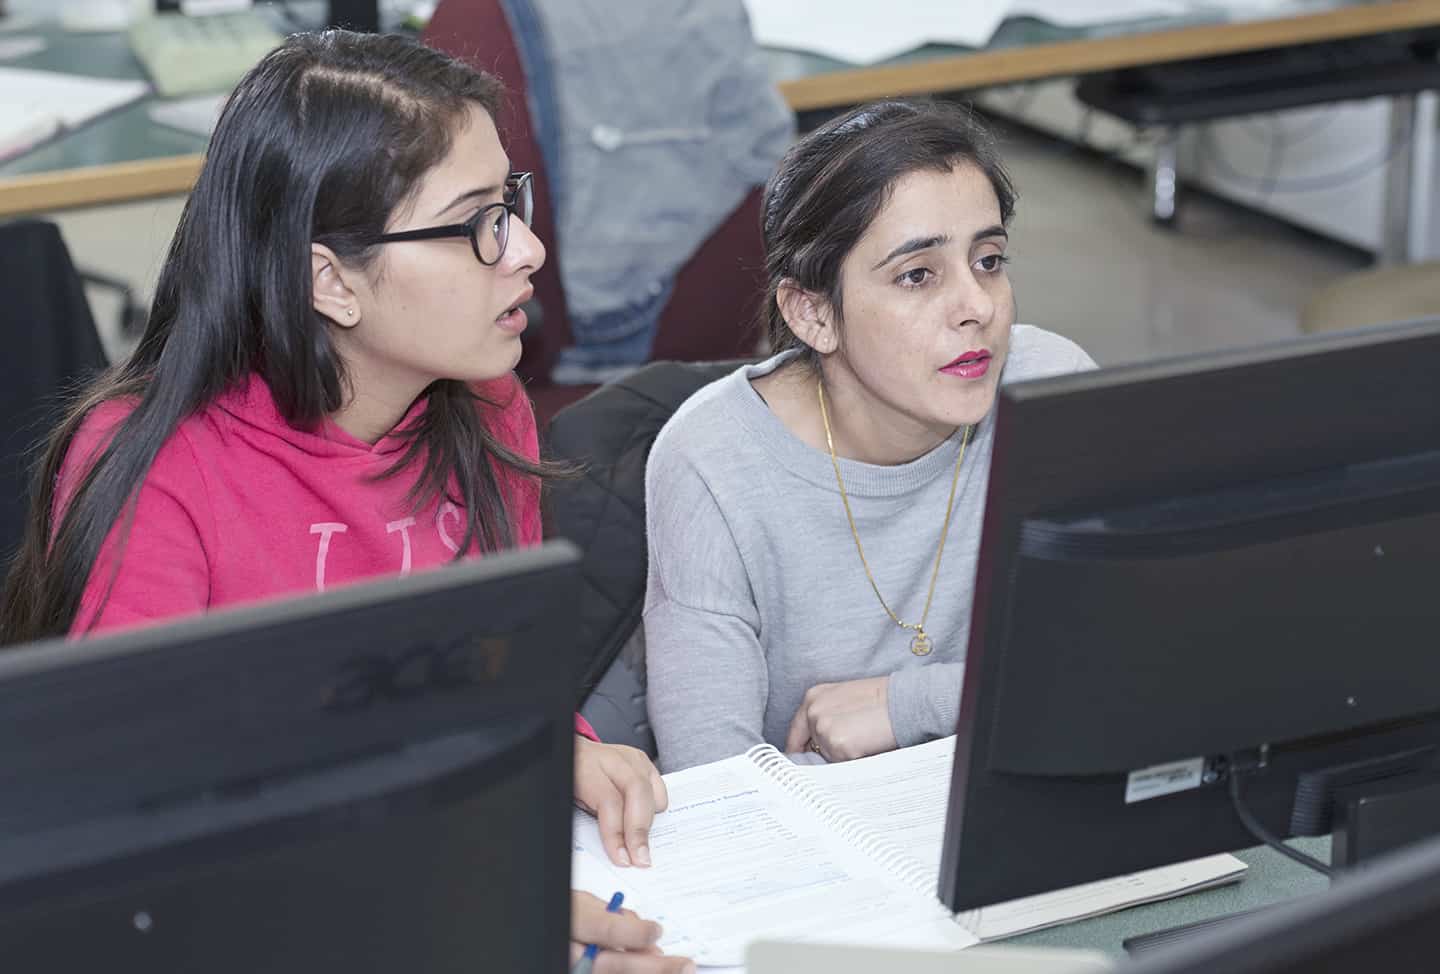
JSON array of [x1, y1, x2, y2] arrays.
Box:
[[802, 737, 1247, 939], [572, 750, 976, 968]]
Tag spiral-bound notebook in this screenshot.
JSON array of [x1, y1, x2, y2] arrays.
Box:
[[572, 737, 1245, 968]]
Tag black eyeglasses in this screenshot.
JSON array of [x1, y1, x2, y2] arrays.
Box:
[[365, 172, 535, 266]]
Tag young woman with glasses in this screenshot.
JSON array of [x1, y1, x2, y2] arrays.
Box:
[[1, 31, 690, 974]]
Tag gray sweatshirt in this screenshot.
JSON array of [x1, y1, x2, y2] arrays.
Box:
[[643, 325, 1097, 772]]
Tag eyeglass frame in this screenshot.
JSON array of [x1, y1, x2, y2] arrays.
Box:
[[362, 172, 534, 267]]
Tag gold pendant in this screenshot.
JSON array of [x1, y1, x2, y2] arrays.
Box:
[[910, 632, 933, 657]]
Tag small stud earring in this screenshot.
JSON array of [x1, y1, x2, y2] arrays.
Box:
[[346, 309, 354, 318]]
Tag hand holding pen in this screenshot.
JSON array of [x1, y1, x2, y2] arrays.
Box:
[[570, 890, 695, 974]]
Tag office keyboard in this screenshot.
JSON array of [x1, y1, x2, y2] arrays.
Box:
[[129, 10, 285, 98]]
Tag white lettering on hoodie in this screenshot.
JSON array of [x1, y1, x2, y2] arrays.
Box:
[[309, 522, 348, 592], [386, 516, 416, 576], [436, 502, 463, 554]]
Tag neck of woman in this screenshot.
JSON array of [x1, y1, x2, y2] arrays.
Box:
[[818, 367, 956, 466], [328, 359, 429, 445]]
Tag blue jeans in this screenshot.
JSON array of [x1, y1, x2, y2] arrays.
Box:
[[503, 0, 673, 382]]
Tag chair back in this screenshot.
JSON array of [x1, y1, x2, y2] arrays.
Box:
[[0, 220, 108, 563], [545, 359, 746, 752]]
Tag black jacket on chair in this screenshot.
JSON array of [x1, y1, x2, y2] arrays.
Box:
[[0, 220, 108, 562], [543, 359, 744, 752]]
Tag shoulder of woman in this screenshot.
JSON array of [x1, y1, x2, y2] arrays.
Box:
[[56, 395, 215, 524], [62, 397, 139, 482], [650, 364, 758, 464], [1005, 324, 1097, 381]]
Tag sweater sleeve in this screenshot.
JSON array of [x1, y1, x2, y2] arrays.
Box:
[[574, 713, 599, 741], [643, 441, 767, 773], [62, 413, 215, 636], [887, 662, 966, 747]]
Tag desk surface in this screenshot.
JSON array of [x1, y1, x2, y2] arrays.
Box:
[[1010, 837, 1332, 957], [3, 0, 1439, 217], [0, 22, 206, 214]]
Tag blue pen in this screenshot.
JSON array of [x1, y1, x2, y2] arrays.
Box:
[[572, 891, 625, 974]]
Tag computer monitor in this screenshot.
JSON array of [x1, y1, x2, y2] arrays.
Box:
[[0, 541, 581, 973], [326, 0, 379, 31], [939, 317, 1440, 912], [1127, 831, 1440, 973]]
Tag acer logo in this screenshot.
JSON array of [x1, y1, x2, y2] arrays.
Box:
[[321, 637, 511, 712]]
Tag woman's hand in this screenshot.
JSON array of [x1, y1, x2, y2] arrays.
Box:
[[784, 676, 898, 762], [570, 892, 695, 973], [574, 736, 668, 867]]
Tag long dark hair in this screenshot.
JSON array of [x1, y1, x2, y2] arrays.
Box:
[[760, 100, 1017, 369], [2, 31, 545, 644]]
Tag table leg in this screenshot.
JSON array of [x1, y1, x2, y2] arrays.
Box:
[[1380, 94, 1420, 266], [1148, 127, 1180, 226]]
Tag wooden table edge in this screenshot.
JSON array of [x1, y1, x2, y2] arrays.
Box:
[[0, 153, 202, 218], [778, 3, 1440, 111]]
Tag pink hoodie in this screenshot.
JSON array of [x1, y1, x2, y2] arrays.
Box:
[[57, 373, 595, 738]]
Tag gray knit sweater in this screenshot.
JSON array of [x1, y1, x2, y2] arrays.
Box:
[[643, 325, 1097, 771]]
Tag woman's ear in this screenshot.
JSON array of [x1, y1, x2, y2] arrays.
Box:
[[776, 280, 838, 355], [311, 244, 362, 328]]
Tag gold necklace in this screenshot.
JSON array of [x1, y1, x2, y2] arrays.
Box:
[[817, 379, 972, 657]]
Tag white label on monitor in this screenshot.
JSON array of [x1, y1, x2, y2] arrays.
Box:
[[1125, 757, 1204, 804]]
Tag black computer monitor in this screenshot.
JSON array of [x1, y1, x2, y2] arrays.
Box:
[[1127, 831, 1440, 973], [326, 0, 380, 31], [0, 542, 581, 973], [940, 317, 1440, 912]]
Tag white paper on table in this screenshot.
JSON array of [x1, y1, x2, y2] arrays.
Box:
[[572, 751, 975, 967], [0, 65, 148, 157], [741, 0, 1008, 63], [1011, 0, 1192, 27], [0, 104, 60, 162], [803, 736, 1248, 941], [743, 0, 1199, 64], [0, 66, 147, 161]]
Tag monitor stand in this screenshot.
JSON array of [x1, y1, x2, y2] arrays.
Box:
[[1125, 771, 1440, 956], [1332, 772, 1440, 868]]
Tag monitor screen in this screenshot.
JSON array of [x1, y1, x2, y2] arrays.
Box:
[[0, 542, 581, 973], [940, 317, 1440, 911]]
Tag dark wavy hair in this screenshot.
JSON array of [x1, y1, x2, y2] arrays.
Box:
[[2, 31, 544, 644], [760, 100, 1017, 369]]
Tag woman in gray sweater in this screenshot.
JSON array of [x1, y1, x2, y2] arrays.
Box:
[[643, 101, 1096, 772]]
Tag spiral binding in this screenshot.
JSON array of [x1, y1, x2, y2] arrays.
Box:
[[744, 744, 967, 928]]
